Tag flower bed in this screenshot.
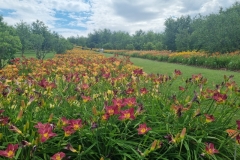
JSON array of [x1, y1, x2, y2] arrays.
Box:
[[0, 48, 240, 159], [104, 50, 240, 71]]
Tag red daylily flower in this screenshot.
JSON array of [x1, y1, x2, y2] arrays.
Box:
[[50, 152, 65, 160], [236, 134, 240, 144], [38, 78, 48, 88], [34, 122, 53, 130], [39, 126, 57, 143], [205, 143, 219, 155], [192, 74, 202, 82], [212, 92, 227, 103], [69, 119, 83, 130], [112, 98, 125, 108], [102, 72, 110, 79], [47, 82, 57, 90], [124, 97, 137, 107], [133, 68, 143, 75], [34, 122, 57, 143], [205, 114, 215, 123], [0, 144, 18, 158], [140, 88, 148, 95], [137, 123, 151, 135], [81, 83, 89, 90], [101, 113, 110, 121], [38, 78, 57, 89], [236, 120, 240, 130], [61, 117, 69, 126], [81, 95, 91, 102], [105, 105, 119, 116], [174, 69, 182, 76], [0, 116, 9, 125], [126, 87, 134, 94], [63, 126, 76, 137], [118, 108, 135, 120]]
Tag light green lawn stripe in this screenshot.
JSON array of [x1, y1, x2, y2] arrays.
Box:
[[15, 50, 55, 59], [101, 52, 240, 85]]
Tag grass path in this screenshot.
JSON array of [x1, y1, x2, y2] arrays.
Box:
[[15, 50, 55, 59], [101, 52, 240, 86]]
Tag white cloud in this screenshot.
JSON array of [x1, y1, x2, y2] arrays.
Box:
[[0, 0, 239, 38]]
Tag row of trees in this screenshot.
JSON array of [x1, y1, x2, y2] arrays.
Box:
[[68, 2, 240, 53], [15, 20, 73, 59], [0, 16, 21, 69], [164, 2, 240, 53], [68, 29, 165, 51], [0, 16, 73, 68], [1, 2, 240, 69]]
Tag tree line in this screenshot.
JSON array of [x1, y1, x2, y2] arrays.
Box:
[[1, 2, 240, 69], [0, 17, 73, 68], [68, 29, 165, 51], [69, 2, 240, 54]]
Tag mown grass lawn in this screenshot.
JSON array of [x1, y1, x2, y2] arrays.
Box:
[[101, 52, 240, 86], [15, 50, 56, 59]]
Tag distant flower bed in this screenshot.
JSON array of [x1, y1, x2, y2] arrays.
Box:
[[104, 50, 240, 71], [0, 48, 240, 159]]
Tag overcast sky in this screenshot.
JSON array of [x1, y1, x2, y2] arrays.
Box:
[[0, 0, 239, 38]]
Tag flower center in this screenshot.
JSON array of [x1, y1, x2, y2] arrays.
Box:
[[141, 128, 146, 134], [73, 124, 79, 130], [7, 150, 14, 157], [56, 155, 61, 160], [43, 133, 49, 138], [124, 113, 130, 119]]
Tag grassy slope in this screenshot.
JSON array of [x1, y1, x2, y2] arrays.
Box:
[[102, 52, 240, 86]]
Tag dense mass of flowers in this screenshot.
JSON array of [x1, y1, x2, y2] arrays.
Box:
[[105, 50, 240, 71], [0, 48, 239, 159]]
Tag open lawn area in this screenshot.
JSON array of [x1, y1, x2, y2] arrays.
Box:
[[15, 50, 56, 59], [102, 52, 240, 87]]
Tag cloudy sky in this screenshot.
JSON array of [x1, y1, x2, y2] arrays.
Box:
[[0, 0, 239, 38]]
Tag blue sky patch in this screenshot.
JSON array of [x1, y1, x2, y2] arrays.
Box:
[[0, 0, 236, 37], [54, 10, 91, 31], [0, 9, 15, 16]]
